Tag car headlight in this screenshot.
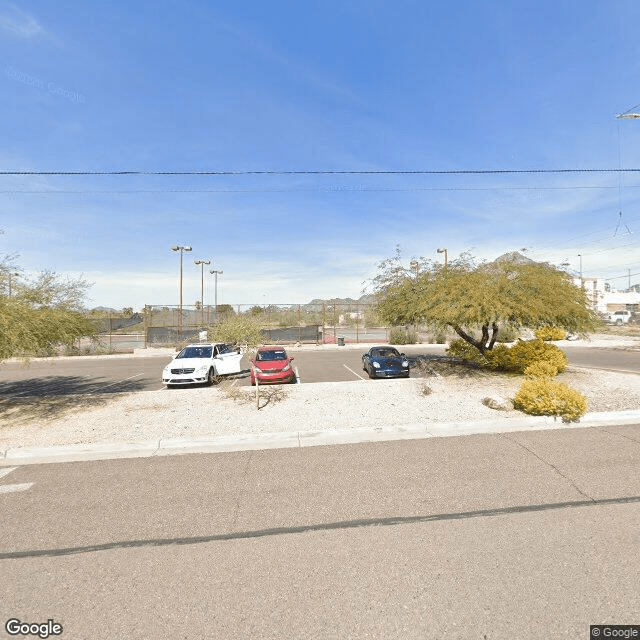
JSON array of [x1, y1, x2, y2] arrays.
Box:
[[282, 363, 291, 372], [195, 365, 208, 373], [402, 361, 409, 367], [373, 362, 381, 368]]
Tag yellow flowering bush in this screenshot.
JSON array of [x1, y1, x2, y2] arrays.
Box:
[[514, 378, 587, 422]]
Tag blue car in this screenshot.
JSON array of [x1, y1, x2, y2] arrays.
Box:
[[362, 346, 410, 379]]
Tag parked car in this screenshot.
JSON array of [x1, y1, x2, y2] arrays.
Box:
[[250, 346, 296, 385], [362, 346, 410, 379], [606, 310, 633, 325], [162, 343, 242, 387]]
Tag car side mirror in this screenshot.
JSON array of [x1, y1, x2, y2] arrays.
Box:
[[290, 356, 294, 361]]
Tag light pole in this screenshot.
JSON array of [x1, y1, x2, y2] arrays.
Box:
[[209, 268, 223, 318], [437, 247, 448, 269], [578, 253, 583, 287], [171, 245, 192, 330], [7, 271, 19, 297], [194, 259, 211, 325]]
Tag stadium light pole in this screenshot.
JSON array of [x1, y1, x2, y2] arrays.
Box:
[[209, 268, 223, 316], [7, 271, 19, 297], [578, 253, 583, 288], [437, 247, 448, 269], [171, 245, 192, 330], [194, 259, 211, 325]]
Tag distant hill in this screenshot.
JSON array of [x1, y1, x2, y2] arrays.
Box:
[[304, 294, 377, 308], [90, 306, 119, 313]]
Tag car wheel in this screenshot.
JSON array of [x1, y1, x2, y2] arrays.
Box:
[[616, 319, 623, 326], [206, 368, 216, 386], [367, 369, 375, 379]]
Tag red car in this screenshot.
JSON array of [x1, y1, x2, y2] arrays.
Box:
[[250, 346, 296, 385]]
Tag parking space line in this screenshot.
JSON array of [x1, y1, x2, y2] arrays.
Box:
[[0, 483, 34, 494], [343, 364, 366, 381], [0, 467, 18, 480], [295, 366, 301, 383], [0, 467, 33, 494], [89, 373, 144, 393]]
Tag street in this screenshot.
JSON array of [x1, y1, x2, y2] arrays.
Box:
[[1, 425, 639, 639]]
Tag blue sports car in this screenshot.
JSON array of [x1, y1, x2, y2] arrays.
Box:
[[362, 346, 410, 379]]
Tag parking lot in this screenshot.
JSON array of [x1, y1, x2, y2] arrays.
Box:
[[0, 346, 446, 398], [0, 343, 638, 401]]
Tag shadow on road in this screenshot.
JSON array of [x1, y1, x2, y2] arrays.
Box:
[[0, 375, 148, 424], [407, 353, 492, 379]]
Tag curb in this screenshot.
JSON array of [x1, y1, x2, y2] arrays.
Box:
[[1, 410, 639, 467]]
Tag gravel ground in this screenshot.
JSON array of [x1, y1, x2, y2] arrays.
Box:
[[1, 364, 639, 450]]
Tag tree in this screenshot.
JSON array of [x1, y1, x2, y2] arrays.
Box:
[[0, 255, 96, 360], [375, 250, 600, 354], [215, 304, 234, 315], [206, 314, 264, 352]]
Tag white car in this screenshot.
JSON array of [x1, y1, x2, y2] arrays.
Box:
[[162, 343, 243, 387], [606, 310, 632, 325]]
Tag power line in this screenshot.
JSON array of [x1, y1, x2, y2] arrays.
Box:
[[3, 185, 640, 194], [4, 168, 640, 176]]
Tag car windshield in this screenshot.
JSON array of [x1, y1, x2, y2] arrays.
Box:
[[371, 348, 401, 358], [257, 350, 287, 361], [177, 346, 212, 359]]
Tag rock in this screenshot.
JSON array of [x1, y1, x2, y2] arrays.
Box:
[[482, 395, 513, 411]]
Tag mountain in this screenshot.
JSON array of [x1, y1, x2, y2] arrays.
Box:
[[304, 293, 377, 308]]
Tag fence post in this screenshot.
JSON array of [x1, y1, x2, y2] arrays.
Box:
[[143, 305, 148, 348], [322, 303, 326, 344]]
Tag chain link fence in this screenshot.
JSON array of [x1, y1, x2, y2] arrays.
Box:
[[141, 302, 397, 347]]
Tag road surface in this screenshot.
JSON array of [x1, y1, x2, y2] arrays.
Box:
[[1, 424, 638, 639]]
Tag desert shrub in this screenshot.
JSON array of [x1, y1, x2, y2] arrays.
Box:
[[514, 378, 587, 422], [535, 326, 567, 341], [524, 361, 558, 378], [389, 326, 418, 345], [486, 339, 568, 374], [446, 338, 489, 366], [494, 325, 519, 343], [447, 338, 568, 374], [432, 331, 447, 344]]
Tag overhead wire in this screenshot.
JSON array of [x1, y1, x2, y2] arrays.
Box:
[[3, 167, 640, 176]]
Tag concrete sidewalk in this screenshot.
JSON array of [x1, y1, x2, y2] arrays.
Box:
[[2, 409, 639, 467]]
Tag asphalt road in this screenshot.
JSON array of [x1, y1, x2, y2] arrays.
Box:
[[1, 425, 639, 639], [0, 345, 638, 398]]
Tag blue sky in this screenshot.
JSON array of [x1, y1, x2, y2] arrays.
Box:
[[2, 0, 640, 310]]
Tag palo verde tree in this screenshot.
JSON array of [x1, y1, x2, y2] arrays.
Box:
[[374, 249, 600, 355], [0, 252, 97, 361]]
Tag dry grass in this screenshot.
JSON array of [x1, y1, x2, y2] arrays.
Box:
[[220, 380, 289, 409]]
